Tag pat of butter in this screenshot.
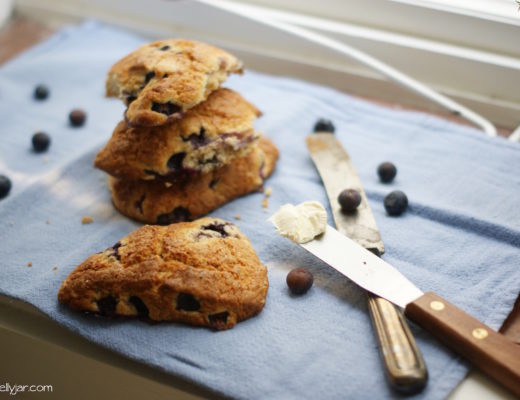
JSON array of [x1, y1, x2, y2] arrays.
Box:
[[269, 201, 327, 243]]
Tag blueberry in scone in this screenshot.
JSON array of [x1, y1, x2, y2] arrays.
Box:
[[57, 218, 269, 330], [106, 39, 243, 127], [108, 136, 279, 224], [94, 89, 261, 182]]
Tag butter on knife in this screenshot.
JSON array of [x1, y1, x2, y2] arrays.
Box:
[[269, 201, 327, 244]]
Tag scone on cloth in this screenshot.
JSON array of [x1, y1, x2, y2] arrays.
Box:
[[99, 38, 279, 225], [58, 218, 268, 330], [95, 89, 261, 182], [106, 39, 243, 127], [109, 136, 279, 225]]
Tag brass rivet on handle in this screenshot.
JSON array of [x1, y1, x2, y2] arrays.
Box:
[[430, 301, 445, 311], [472, 328, 488, 340]]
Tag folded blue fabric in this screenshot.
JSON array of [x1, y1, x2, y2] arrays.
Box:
[[0, 21, 519, 400]]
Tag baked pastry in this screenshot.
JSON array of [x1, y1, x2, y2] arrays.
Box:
[[58, 218, 268, 330], [95, 89, 261, 182], [106, 39, 243, 127], [108, 136, 278, 224]]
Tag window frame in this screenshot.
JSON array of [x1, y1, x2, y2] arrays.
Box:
[[13, 0, 520, 130]]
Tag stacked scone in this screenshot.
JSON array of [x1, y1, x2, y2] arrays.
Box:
[[95, 39, 278, 224]]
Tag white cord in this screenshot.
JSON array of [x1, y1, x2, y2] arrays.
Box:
[[193, 0, 497, 137], [508, 125, 520, 142]]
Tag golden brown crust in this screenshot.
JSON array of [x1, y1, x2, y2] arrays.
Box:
[[108, 137, 279, 225], [58, 219, 268, 330], [106, 39, 243, 127], [94, 89, 261, 182]]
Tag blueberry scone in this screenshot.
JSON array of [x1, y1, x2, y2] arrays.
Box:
[[58, 219, 268, 330], [109, 137, 278, 224], [95, 89, 261, 182], [106, 39, 243, 127]]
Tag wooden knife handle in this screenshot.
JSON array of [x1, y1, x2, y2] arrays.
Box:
[[368, 294, 428, 392], [405, 292, 520, 397]]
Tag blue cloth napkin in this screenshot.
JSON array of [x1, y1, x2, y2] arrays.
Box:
[[1, 21, 519, 400]]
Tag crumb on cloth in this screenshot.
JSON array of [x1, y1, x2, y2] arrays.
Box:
[[81, 216, 94, 224]]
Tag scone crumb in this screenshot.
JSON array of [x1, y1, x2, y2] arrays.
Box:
[[264, 187, 273, 197], [45, 219, 50, 225], [81, 216, 94, 224], [53, 266, 58, 272], [262, 198, 269, 209], [27, 262, 32, 267], [234, 214, 241, 220], [164, 182, 173, 188]]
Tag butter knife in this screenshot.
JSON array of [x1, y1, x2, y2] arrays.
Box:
[[291, 224, 520, 397], [306, 132, 428, 392]]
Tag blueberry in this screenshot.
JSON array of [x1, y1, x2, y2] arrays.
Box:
[[151, 102, 181, 116], [167, 152, 186, 170], [209, 178, 219, 189], [384, 190, 408, 216], [313, 118, 335, 133], [338, 188, 361, 212], [0, 175, 11, 199], [182, 128, 209, 148], [96, 295, 117, 316], [108, 241, 122, 261], [156, 207, 191, 225], [159, 45, 170, 51], [32, 132, 51, 152], [286, 267, 313, 295], [144, 71, 155, 84], [176, 293, 201, 311], [129, 296, 149, 318], [34, 85, 49, 100], [135, 194, 146, 214], [378, 162, 397, 183], [69, 109, 87, 127], [125, 95, 137, 105], [208, 311, 229, 329], [201, 222, 230, 237]]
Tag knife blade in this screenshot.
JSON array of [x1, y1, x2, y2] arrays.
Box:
[[306, 132, 427, 392], [299, 225, 520, 397], [306, 133, 384, 255]]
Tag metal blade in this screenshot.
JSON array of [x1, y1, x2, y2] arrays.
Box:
[[306, 133, 384, 255], [301, 225, 423, 308]]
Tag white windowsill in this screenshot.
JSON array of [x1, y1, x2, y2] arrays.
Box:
[[13, 0, 520, 132]]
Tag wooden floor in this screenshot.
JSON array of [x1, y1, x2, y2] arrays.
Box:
[[0, 15, 53, 64]]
